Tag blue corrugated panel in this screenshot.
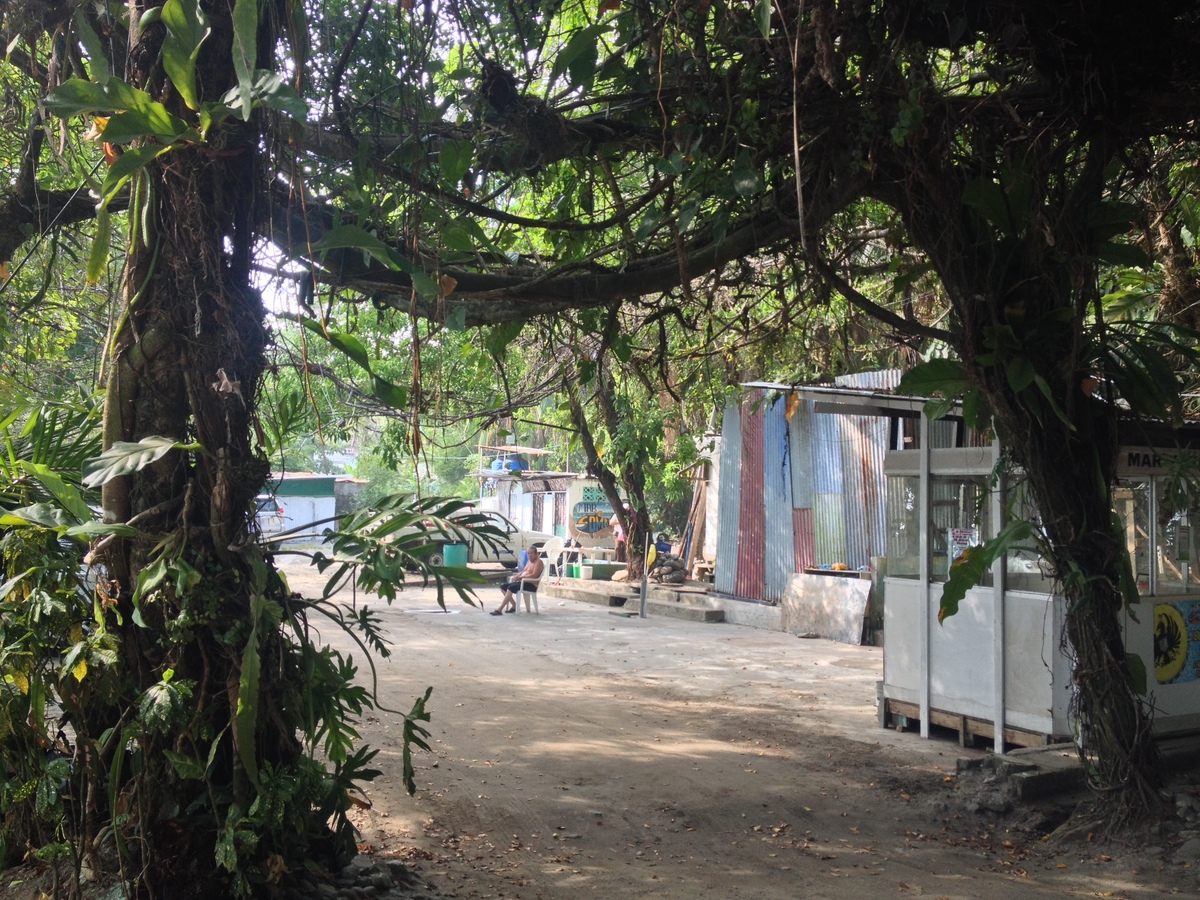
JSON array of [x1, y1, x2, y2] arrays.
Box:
[[811, 410, 844, 495], [762, 396, 796, 603], [715, 396, 742, 595]]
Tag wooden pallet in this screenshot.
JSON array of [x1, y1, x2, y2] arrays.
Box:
[[884, 698, 1065, 750]]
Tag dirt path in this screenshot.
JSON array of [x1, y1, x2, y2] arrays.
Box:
[[287, 559, 1195, 899]]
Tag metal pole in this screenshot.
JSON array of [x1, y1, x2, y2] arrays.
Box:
[[640, 529, 649, 618]]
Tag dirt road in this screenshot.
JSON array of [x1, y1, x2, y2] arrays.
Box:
[[285, 559, 1197, 899]]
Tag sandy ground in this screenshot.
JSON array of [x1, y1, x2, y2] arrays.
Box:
[[279, 558, 1199, 900]]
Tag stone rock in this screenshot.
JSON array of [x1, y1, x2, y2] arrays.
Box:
[[1175, 837, 1200, 862], [371, 872, 393, 890]]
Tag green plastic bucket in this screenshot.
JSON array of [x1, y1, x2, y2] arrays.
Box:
[[443, 543, 468, 567]]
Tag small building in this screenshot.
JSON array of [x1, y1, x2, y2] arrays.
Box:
[[715, 374, 1200, 747], [714, 371, 927, 641], [264, 473, 364, 538], [477, 445, 619, 545]]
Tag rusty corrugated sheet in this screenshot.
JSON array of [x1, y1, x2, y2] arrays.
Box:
[[735, 393, 767, 600], [762, 396, 796, 603], [714, 398, 742, 595], [793, 507, 815, 570]]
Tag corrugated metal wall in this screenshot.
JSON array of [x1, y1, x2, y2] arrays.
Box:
[[715, 375, 898, 599], [762, 397, 796, 602], [788, 403, 815, 570], [735, 394, 767, 600], [811, 409, 847, 565], [714, 398, 742, 596], [838, 413, 889, 569]]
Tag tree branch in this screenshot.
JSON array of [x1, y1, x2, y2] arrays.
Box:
[[808, 253, 954, 344]]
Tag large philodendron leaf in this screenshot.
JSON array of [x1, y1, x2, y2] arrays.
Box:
[[82, 436, 204, 489], [938, 520, 1035, 623]]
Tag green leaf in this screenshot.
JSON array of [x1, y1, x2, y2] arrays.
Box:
[[217, 70, 307, 121], [445, 306, 467, 331], [754, 0, 772, 38], [43, 78, 112, 117], [731, 166, 763, 196], [173, 558, 202, 595], [1005, 357, 1035, 393], [939, 520, 1034, 623], [161, 0, 211, 110], [74, 10, 111, 85], [1125, 652, 1148, 697], [19, 461, 92, 522], [369, 375, 407, 408], [1094, 240, 1152, 269], [235, 594, 267, 791], [899, 358, 969, 397], [87, 203, 111, 286], [0, 504, 73, 530], [83, 436, 201, 489], [550, 23, 608, 87], [1086, 200, 1140, 242], [442, 224, 476, 252], [163, 749, 207, 780], [439, 140, 474, 186], [633, 208, 661, 240], [484, 321, 523, 358], [100, 145, 173, 201], [63, 521, 138, 539], [100, 108, 188, 144], [131, 556, 168, 608], [296, 318, 409, 409], [231, 0, 259, 120], [922, 396, 957, 420]]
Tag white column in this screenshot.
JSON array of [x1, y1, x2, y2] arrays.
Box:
[[919, 412, 931, 739]]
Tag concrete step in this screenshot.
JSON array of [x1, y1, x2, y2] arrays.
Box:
[[545, 582, 633, 607], [542, 582, 725, 623], [620, 597, 725, 623]]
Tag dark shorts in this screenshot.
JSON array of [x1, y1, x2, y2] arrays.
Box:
[[501, 580, 537, 593]]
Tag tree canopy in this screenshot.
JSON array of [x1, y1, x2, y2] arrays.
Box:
[[5, 0, 1200, 892]]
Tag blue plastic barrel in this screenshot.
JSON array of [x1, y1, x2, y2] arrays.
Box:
[[443, 543, 468, 567]]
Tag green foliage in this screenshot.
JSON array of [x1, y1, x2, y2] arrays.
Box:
[[937, 520, 1035, 624], [0, 397, 107, 868]]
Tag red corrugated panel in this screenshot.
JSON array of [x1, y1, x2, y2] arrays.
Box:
[[736, 395, 766, 600], [794, 507, 815, 570]]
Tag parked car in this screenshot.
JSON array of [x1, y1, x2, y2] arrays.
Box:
[[255, 494, 286, 534]]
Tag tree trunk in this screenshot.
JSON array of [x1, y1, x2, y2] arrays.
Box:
[[989, 388, 1163, 824], [92, 5, 282, 893]]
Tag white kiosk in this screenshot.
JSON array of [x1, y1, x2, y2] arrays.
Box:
[[881, 418, 1200, 748]]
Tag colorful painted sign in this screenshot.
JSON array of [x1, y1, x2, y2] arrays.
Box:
[[1155, 600, 1200, 684], [573, 500, 614, 535]]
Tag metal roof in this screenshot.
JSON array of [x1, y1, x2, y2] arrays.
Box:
[[740, 381, 956, 416]]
